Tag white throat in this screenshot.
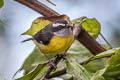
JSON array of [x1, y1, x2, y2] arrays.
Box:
[[53, 27, 72, 37]]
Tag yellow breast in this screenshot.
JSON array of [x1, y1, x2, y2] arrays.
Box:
[[34, 34, 74, 54]]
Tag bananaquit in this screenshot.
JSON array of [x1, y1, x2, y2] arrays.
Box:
[[23, 17, 74, 55], [33, 20, 74, 54]]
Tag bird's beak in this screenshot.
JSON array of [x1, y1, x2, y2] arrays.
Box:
[[21, 38, 33, 43]]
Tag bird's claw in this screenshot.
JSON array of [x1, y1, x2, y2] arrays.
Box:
[[48, 60, 57, 70]]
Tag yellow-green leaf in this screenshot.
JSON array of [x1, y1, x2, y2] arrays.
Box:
[[91, 68, 106, 80], [84, 48, 120, 64], [16, 64, 47, 80], [105, 48, 120, 74], [66, 60, 92, 80], [20, 47, 55, 75], [81, 18, 101, 38], [91, 48, 120, 80], [22, 18, 51, 36], [84, 48, 120, 74], [67, 40, 92, 64], [71, 17, 101, 38], [0, 0, 4, 8]]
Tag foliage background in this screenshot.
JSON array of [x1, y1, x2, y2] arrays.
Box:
[[0, 0, 120, 80]]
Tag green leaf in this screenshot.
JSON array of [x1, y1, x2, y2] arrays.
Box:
[[33, 65, 48, 80], [84, 48, 120, 64], [20, 47, 55, 74], [67, 41, 109, 74], [59, 74, 74, 80], [90, 48, 120, 79], [22, 18, 51, 36], [106, 78, 116, 80], [71, 17, 101, 38], [66, 60, 92, 80], [0, 0, 4, 8], [82, 18, 101, 38], [106, 48, 120, 71], [83, 48, 120, 73], [84, 58, 107, 73], [67, 40, 92, 64], [91, 68, 106, 80], [16, 64, 47, 80], [104, 48, 120, 78]]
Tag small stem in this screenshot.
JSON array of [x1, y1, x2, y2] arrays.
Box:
[[46, 0, 56, 6], [100, 32, 112, 49], [47, 68, 66, 79]]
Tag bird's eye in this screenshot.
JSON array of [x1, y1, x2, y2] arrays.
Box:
[[66, 23, 69, 26]]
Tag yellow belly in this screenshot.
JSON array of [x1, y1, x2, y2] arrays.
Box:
[[34, 34, 74, 54]]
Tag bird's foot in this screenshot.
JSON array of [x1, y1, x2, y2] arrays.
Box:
[[56, 54, 67, 60], [48, 60, 57, 70]]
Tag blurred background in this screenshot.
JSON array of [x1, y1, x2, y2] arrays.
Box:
[[0, 0, 120, 80]]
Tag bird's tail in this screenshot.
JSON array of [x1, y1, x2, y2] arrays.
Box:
[[21, 38, 33, 43]]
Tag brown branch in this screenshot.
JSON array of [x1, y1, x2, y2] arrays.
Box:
[[15, 0, 59, 17], [15, 0, 106, 79], [77, 28, 106, 55]]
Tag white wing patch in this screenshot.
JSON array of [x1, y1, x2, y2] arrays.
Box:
[[52, 23, 66, 27]]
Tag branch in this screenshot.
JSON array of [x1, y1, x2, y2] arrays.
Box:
[[77, 28, 106, 55], [47, 68, 66, 79], [15, 0, 59, 17], [39, 55, 63, 80]]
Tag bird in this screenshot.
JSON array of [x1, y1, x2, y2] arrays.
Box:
[[33, 19, 74, 54], [22, 15, 74, 62]]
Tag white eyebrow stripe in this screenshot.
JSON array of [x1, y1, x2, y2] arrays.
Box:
[[52, 23, 66, 27]]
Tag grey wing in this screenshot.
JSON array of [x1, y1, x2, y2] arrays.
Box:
[[33, 25, 54, 45]]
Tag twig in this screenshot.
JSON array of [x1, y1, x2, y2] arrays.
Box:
[[46, 0, 56, 6], [39, 55, 63, 80], [47, 68, 66, 79], [100, 32, 112, 49]]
